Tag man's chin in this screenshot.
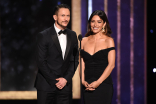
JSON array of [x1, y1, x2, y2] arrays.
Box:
[[62, 24, 68, 27], [61, 25, 68, 28], [56, 22, 68, 29]]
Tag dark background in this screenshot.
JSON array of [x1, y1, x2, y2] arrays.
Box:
[[0, 0, 156, 104], [0, 0, 79, 103], [147, 0, 156, 104], [0, 0, 71, 91]]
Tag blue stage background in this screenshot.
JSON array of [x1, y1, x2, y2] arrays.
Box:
[[81, 0, 145, 104]]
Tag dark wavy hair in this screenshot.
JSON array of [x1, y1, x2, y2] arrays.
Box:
[[53, 4, 70, 15], [85, 10, 112, 37]]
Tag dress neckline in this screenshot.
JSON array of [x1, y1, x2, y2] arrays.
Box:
[[81, 47, 115, 56]]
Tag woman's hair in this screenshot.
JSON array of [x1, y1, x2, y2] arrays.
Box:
[[85, 10, 112, 37]]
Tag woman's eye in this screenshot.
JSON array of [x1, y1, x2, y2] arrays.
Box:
[[98, 21, 102, 23]]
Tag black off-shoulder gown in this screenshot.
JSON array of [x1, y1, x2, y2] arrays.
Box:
[[80, 47, 115, 104]]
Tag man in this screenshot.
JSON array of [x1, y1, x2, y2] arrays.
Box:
[[34, 4, 79, 104]]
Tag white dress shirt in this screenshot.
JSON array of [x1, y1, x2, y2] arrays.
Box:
[[54, 24, 67, 59]]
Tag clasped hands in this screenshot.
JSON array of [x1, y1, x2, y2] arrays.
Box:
[[82, 81, 101, 91], [55, 77, 67, 90]]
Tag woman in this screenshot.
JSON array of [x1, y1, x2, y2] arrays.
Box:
[[80, 10, 115, 104]]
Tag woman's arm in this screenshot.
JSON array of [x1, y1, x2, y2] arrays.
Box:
[[79, 38, 90, 88]]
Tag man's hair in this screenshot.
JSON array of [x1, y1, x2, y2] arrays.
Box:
[[53, 4, 70, 15]]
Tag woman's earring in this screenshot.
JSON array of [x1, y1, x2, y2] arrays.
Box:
[[102, 26, 105, 32]]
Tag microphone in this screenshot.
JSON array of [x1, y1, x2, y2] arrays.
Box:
[[78, 34, 82, 41], [78, 34, 83, 104]]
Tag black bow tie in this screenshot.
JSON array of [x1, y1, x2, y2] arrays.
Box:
[[58, 29, 67, 35]]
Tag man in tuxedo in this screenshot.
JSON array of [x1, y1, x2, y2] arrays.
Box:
[[34, 4, 79, 104]]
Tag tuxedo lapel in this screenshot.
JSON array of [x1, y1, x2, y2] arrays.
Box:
[[64, 30, 71, 60], [50, 26, 63, 59]]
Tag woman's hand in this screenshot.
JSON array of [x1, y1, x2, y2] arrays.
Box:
[[82, 81, 95, 91], [85, 87, 95, 91], [82, 81, 94, 90], [89, 81, 101, 89], [82, 81, 89, 88]]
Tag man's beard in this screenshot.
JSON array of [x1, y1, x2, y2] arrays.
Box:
[[57, 21, 68, 28]]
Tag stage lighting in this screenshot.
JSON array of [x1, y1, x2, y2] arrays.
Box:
[[88, 0, 92, 19], [58, 1, 61, 5], [150, 29, 153, 33], [153, 68, 156, 73]]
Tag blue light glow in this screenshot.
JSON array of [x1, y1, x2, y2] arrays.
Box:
[[58, 2, 61, 5], [18, 17, 22, 22], [150, 29, 153, 33], [88, 0, 92, 19]]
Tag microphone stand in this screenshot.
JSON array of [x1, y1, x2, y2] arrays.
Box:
[[73, 45, 77, 72], [78, 34, 83, 104]]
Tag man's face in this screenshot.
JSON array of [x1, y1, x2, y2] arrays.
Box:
[[53, 8, 70, 29]]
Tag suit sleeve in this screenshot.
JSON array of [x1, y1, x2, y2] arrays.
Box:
[[36, 33, 57, 86], [64, 32, 79, 83]]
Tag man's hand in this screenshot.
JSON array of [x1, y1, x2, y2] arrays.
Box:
[[55, 77, 67, 90]]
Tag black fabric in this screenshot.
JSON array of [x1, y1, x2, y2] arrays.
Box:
[[80, 47, 115, 104], [37, 89, 72, 104], [58, 29, 67, 35]]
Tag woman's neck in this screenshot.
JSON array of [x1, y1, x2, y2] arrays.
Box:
[[92, 32, 106, 40]]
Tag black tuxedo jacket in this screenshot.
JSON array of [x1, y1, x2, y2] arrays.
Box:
[[34, 25, 79, 91]]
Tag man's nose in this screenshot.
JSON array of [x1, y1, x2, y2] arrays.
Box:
[[65, 16, 69, 20]]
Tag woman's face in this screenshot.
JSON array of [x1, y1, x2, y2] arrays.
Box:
[[90, 15, 105, 34]]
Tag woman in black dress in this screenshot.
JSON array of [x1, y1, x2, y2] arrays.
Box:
[[80, 10, 115, 104]]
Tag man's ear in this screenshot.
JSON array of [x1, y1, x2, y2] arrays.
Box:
[[53, 15, 57, 21]]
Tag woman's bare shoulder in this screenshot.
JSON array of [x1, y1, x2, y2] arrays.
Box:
[[105, 37, 115, 47], [82, 37, 88, 43], [81, 37, 88, 48]]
